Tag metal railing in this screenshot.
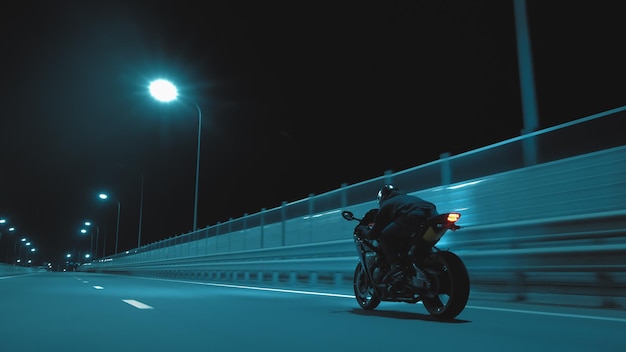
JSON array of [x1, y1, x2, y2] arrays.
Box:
[[79, 106, 626, 309], [96, 105, 626, 259]]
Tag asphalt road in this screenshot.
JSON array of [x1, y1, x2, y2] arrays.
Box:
[[1, 272, 624, 352]]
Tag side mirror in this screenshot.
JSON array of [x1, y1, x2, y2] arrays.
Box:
[[342, 211, 355, 221]]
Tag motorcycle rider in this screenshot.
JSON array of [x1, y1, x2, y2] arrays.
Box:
[[359, 184, 438, 284]]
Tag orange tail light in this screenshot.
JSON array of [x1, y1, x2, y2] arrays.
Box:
[[447, 213, 461, 223]]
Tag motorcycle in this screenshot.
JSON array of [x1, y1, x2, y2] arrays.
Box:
[[342, 208, 470, 319]]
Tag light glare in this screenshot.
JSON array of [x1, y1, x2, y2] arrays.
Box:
[[149, 79, 178, 102]]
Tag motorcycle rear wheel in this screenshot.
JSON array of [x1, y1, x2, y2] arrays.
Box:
[[421, 251, 470, 319], [353, 262, 381, 310]]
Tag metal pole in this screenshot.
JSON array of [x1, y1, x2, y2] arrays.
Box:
[[514, 0, 539, 166], [95, 227, 99, 260], [115, 200, 121, 254], [193, 102, 202, 232], [138, 173, 144, 247]]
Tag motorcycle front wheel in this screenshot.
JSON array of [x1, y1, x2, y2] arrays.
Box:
[[421, 250, 470, 319], [353, 262, 381, 310]]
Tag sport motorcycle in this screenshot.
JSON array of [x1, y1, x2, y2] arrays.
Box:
[[342, 208, 470, 319]]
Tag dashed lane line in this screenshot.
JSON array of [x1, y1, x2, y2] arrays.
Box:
[[123, 299, 154, 309]]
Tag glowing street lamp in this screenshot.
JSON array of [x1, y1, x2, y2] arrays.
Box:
[[17, 240, 32, 263], [149, 78, 202, 232], [80, 228, 93, 258], [83, 221, 100, 259], [98, 193, 121, 254], [0, 218, 15, 241]]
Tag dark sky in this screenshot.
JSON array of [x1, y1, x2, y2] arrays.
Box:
[[1, 1, 625, 265]]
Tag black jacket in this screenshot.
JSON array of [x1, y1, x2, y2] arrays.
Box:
[[365, 189, 436, 240]]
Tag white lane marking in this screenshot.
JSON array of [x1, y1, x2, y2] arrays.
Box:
[[176, 280, 355, 298], [0, 274, 36, 280], [126, 276, 626, 323], [123, 299, 154, 309], [465, 305, 626, 323], [82, 281, 89, 283], [93, 286, 104, 289]]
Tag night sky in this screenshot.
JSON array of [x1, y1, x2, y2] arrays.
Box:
[[1, 1, 625, 266]]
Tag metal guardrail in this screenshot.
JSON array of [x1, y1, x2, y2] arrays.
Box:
[[79, 109, 626, 309], [82, 209, 626, 308], [0, 264, 37, 276]]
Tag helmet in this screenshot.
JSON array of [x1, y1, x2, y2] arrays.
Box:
[[376, 184, 396, 204]]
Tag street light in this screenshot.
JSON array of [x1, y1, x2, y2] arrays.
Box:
[[80, 228, 93, 259], [17, 240, 31, 264], [1, 221, 16, 263], [98, 193, 121, 255], [0, 219, 15, 241], [84, 221, 100, 259], [115, 164, 144, 248], [149, 78, 202, 232]]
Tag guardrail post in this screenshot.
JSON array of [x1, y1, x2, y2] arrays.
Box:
[[228, 218, 233, 252], [334, 273, 342, 287], [512, 270, 527, 302], [340, 183, 347, 208], [310, 272, 318, 285], [260, 208, 266, 248], [281, 201, 287, 246], [308, 193, 314, 243], [289, 272, 296, 285], [243, 213, 248, 250], [440, 152, 451, 185], [384, 169, 393, 184]]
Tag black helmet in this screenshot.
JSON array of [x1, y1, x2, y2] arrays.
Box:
[[377, 184, 396, 204]]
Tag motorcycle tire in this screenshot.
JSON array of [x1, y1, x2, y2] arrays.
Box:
[[421, 250, 470, 319], [353, 262, 381, 310]]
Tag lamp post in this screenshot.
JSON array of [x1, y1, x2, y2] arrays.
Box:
[[65, 253, 72, 271], [138, 172, 144, 247], [80, 228, 94, 259], [1, 220, 15, 263], [83, 221, 100, 259], [115, 164, 144, 248], [27, 247, 36, 266], [98, 193, 121, 254], [13, 237, 26, 264], [0, 219, 15, 241], [149, 79, 202, 232], [17, 240, 31, 265]]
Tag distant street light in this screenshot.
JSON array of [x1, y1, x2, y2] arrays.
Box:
[[0, 219, 15, 241], [116, 165, 144, 249], [80, 227, 94, 258], [17, 240, 31, 264], [98, 193, 121, 255], [83, 221, 100, 259], [149, 78, 202, 232], [12, 237, 26, 263], [0, 221, 16, 263]]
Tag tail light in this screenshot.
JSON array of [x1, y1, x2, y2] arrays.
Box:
[[446, 212, 461, 223]]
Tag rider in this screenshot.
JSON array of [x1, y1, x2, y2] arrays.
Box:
[[360, 184, 438, 283]]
